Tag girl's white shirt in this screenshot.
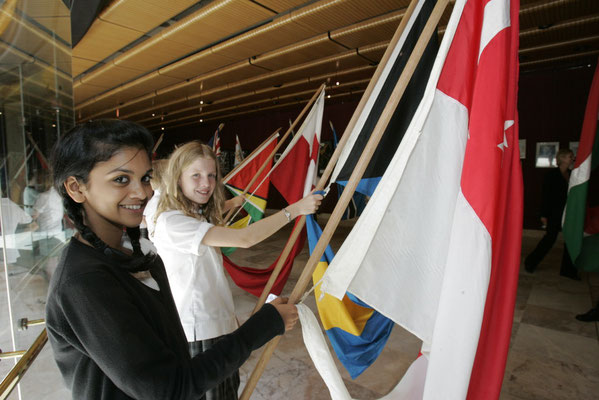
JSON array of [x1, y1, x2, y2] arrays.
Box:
[[152, 210, 238, 342], [143, 189, 160, 236], [33, 187, 63, 236]]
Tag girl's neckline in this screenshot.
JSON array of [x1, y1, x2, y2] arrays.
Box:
[[73, 232, 133, 256]]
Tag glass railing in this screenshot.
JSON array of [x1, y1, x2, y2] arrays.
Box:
[[0, 0, 73, 398]]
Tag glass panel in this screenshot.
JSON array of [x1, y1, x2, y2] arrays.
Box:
[[0, 0, 73, 397]]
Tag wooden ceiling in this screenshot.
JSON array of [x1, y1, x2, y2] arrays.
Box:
[[60, 0, 599, 132]]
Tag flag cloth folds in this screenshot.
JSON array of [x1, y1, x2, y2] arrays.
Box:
[[223, 135, 278, 228], [330, 121, 367, 220], [271, 89, 325, 203], [563, 59, 599, 272], [223, 89, 325, 296], [234, 134, 244, 167], [222, 134, 278, 256], [306, 214, 393, 379], [211, 125, 221, 158], [329, 0, 438, 197], [321, 0, 523, 399]]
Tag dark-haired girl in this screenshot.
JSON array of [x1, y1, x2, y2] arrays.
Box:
[[45, 119, 298, 400]]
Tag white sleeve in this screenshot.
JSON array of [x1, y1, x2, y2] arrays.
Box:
[[12, 201, 32, 224], [32, 191, 48, 214], [156, 212, 213, 256]]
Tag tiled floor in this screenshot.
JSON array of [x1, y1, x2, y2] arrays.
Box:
[[1, 218, 597, 399]]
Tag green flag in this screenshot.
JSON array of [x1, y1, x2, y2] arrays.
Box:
[[563, 60, 599, 271]]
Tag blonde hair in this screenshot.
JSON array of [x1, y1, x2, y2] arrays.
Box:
[[150, 159, 168, 191], [155, 141, 225, 225]]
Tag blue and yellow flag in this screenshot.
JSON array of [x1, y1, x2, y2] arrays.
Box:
[[306, 214, 393, 379]]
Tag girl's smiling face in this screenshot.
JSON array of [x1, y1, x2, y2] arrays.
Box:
[[178, 156, 217, 206], [73, 147, 153, 245]]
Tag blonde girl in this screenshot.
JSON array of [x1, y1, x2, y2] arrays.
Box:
[[152, 141, 322, 400]]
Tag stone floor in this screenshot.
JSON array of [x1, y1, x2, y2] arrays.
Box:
[[1, 218, 598, 399]]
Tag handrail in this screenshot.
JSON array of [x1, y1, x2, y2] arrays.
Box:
[[0, 328, 48, 400]]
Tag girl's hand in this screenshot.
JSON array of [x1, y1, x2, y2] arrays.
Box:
[[287, 192, 323, 218], [270, 297, 299, 332], [223, 195, 246, 213], [230, 195, 245, 208]]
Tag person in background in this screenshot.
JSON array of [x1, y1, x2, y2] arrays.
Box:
[[525, 148, 579, 279], [31, 168, 65, 279], [576, 302, 599, 322]]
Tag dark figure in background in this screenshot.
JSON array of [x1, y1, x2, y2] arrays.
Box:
[[525, 148, 579, 279], [576, 303, 599, 322]]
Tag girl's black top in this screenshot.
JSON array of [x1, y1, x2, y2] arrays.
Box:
[[46, 238, 284, 400]]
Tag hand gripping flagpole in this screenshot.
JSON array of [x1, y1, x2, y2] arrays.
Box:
[[240, 0, 450, 397], [25, 131, 49, 167], [223, 83, 326, 224]]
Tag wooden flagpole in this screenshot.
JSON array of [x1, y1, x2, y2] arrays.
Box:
[[250, 0, 421, 317], [25, 132, 49, 167], [240, 0, 449, 397], [222, 130, 280, 183], [152, 133, 164, 154], [223, 83, 326, 224], [11, 147, 35, 182]]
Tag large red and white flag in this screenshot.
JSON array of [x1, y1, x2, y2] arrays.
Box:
[[320, 0, 522, 398], [271, 88, 324, 202]]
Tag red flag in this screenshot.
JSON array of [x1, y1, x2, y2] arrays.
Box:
[[320, 0, 522, 397], [223, 90, 325, 296], [453, 0, 522, 397], [271, 90, 324, 202]]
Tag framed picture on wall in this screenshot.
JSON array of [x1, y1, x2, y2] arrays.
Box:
[[569, 141, 579, 158], [519, 139, 526, 159], [535, 141, 559, 167]]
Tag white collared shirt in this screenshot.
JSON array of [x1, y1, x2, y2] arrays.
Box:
[[143, 189, 160, 237], [152, 210, 238, 341]]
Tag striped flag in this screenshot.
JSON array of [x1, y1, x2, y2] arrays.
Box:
[[329, 0, 438, 197], [234, 134, 244, 167], [307, 214, 393, 378], [563, 59, 599, 272], [222, 89, 325, 296], [222, 134, 278, 257], [321, 0, 522, 398], [212, 125, 221, 158]]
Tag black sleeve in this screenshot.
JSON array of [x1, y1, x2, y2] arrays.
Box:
[[540, 171, 555, 218], [187, 303, 284, 392], [57, 271, 284, 400]]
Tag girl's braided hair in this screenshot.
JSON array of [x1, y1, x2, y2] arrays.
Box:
[[52, 119, 155, 272]]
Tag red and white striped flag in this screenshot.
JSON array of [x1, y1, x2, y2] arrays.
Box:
[[212, 126, 221, 158], [321, 0, 522, 398]]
